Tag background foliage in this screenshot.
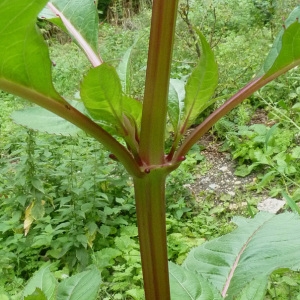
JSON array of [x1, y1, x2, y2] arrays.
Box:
[[1, 0, 300, 299]]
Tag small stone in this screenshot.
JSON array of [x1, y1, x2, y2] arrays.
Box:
[[219, 166, 228, 172], [257, 198, 285, 214], [209, 184, 218, 190], [234, 181, 242, 185], [228, 191, 235, 196]]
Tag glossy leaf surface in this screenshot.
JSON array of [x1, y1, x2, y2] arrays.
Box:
[[0, 0, 65, 103], [81, 63, 142, 137]]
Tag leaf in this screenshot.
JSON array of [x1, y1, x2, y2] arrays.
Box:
[[168, 78, 186, 133], [169, 262, 223, 300], [24, 288, 47, 300], [24, 202, 35, 236], [57, 267, 101, 300], [11, 101, 85, 136], [116, 39, 139, 94], [42, 0, 101, 66], [23, 265, 57, 300], [81, 63, 142, 138], [259, 7, 300, 78], [282, 192, 300, 214], [234, 276, 268, 300], [183, 212, 300, 300], [81, 63, 124, 134], [182, 30, 218, 130], [0, 0, 65, 103]]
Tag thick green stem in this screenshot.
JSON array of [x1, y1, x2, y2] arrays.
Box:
[[134, 170, 170, 300], [139, 0, 179, 165]]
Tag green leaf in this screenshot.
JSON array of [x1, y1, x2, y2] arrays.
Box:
[[234, 276, 268, 300], [23, 265, 57, 300], [41, 0, 101, 66], [182, 30, 218, 130], [0, 0, 65, 103], [282, 192, 300, 214], [116, 39, 139, 94], [168, 78, 185, 133], [24, 288, 47, 300], [169, 262, 223, 300], [81, 63, 142, 138], [260, 7, 300, 78], [57, 267, 101, 300], [183, 212, 300, 300], [11, 101, 85, 136]]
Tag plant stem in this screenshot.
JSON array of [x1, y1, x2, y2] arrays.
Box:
[[0, 79, 143, 178], [134, 169, 170, 300], [139, 0, 179, 165]]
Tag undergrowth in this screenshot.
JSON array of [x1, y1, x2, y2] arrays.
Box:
[[1, 1, 300, 298]]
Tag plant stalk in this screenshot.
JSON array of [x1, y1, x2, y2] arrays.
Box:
[[134, 169, 170, 300], [139, 0, 179, 165]]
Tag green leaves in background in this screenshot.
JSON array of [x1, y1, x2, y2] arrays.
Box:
[[39, 0, 101, 66], [11, 101, 85, 136], [56, 267, 101, 300], [168, 79, 186, 134], [260, 6, 300, 78], [172, 212, 300, 300], [181, 29, 218, 130], [0, 0, 65, 103], [81, 63, 142, 140], [22, 265, 56, 300], [22, 265, 101, 300]]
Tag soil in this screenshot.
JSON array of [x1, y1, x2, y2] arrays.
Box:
[[189, 109, 274, 207]]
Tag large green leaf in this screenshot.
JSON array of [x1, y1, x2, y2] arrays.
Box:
[[0, 0, 65, 103], [22, 265, 57, 300], [183, 212, 300, 300], [259, 6, 300, 78], [57, 267, 101, 300], [169, 262, 223, 300], [11, 101, 85, 136], [39, 0, 101, 66], [182, 30, 218, 130]]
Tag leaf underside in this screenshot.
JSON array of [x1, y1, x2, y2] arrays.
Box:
[[182, 212, 300, 300]]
